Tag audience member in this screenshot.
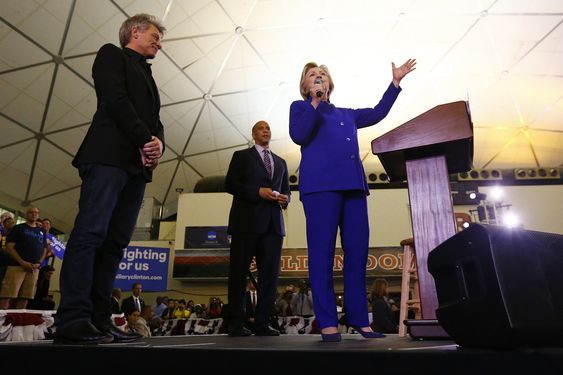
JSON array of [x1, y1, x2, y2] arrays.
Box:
[[207, 296, 223, 319], [111, 288, 122, 314], [27, 264, 56, 310], [153, 295, 167, 318], [276, 289, 294, 317], [369, 278, 399, 334], [121, 282, 145, 315], [0, 212, 15, 284], [291, 279, 314, 317], [40, 218, 55, 266], [161, 298, 177, 319], [124, 310, 142, 334], [174, 299, 191, 319], [136, 305, 153, 337], [0, 206, 48, 309], [244, 280, 258, 330]]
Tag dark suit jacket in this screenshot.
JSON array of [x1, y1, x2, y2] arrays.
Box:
[[121, 295, 146, 316], [110, 297, 121, 314], [225, 147, 290, 235], [73, 44, 165, 182]]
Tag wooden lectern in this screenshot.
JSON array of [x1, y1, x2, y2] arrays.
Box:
[[371, 101, 473, 337]]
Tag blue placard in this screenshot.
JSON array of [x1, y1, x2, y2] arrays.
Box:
[[49, 233, 66, 259], [114, 245, 169, 291]]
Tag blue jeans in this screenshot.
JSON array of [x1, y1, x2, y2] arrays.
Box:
[[56, 164, 146, 327]]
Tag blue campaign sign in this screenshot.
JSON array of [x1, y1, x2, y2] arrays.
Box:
[[114, 246, 169, 292], [49, 234, 66, 260]]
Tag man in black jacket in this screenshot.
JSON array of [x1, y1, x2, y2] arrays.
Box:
[[225, 120, 290, 337], [55, 13, 166, 345], [121, 282, 146, 316]]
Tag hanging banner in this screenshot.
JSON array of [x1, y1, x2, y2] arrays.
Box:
[[114, 245, 169, 291], [173, 228, 403, 279]]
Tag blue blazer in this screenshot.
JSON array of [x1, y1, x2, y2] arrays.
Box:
[[225, 147, 290, 236], [289, 82, 401, 196]]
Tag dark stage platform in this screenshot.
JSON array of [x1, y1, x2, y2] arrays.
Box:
[[1, 334, 562, 374]]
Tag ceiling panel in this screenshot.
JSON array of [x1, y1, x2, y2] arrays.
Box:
[[0, 0, 561, 232]]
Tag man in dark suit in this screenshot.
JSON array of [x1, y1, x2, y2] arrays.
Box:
[[110, 288, 122, 315], [121, 282, 146, 316], [55, 14, 166, 345], [225, 120, 290, 337], [244, 279, 258, 331]]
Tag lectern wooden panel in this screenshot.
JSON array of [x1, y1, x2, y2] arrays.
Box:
[[372, 101, 473, 182], [371, 101, 473, 321]]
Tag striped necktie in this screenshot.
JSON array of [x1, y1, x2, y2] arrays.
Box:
[[262, 149, 272, 178]]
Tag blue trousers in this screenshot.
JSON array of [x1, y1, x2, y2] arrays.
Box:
[[56, 164, 145, 327], [301, 190, 370, 329]]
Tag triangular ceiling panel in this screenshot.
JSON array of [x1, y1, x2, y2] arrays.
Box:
[[190, 1, 234, 34], [183, 36, 238, 92], [0, 26, 51, 71], [0, 140, 36, 199], [62, 14, 107, 57], [1, 64, 54, 132], [15, 1, 70, 55], [117, 0, 168, 22], [46, 126, 88, 159], [37, 188, 80, 230], [160, 100, 203, 153], [0, 115, 33, 147], [186, 152, 221, 176]]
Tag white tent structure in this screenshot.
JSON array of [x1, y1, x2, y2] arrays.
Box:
[[1, 0, 562, 232]]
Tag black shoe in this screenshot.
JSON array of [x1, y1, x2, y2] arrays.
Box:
[[254, 326, 280, 336], [228, 326, 252, 337], [96, 323, 143, 343], [54, 320, 113, 345]]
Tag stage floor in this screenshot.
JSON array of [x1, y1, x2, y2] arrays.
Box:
[[2, 334, 562, 374]]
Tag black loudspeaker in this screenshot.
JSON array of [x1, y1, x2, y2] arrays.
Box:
[[428, 224, 563, 348]]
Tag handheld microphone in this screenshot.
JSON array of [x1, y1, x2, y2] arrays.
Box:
[[314, 78, 323, 98]]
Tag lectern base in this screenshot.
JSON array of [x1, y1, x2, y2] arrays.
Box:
[[404, 319, 450, 340]]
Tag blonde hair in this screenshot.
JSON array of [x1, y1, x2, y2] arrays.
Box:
[[299, 62, 334, 100], [119, 13, 166, 48]]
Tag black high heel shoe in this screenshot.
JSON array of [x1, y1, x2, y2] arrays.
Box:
[[351, 326, 386, 339], [320, 332, 342, 342]]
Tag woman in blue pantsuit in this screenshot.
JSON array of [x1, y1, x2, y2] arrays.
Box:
[[289, 59, 416, 342]]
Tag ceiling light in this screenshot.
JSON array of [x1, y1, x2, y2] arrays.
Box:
[[489, 186, 503, 202]]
